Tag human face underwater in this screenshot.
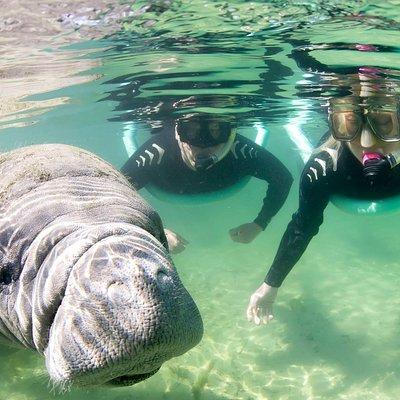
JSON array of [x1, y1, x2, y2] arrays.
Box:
[[328, 96, 400, 164], [175, 115, 236, 171]]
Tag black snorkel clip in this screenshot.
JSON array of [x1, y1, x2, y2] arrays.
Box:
[[194, 154, 218, 171]]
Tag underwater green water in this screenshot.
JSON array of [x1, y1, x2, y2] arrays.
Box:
[[1, 0, 400, 399]]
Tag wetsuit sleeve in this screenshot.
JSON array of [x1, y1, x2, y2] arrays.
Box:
[[250, 147, 293, 230], [264, 156, 331, 287], [121, 139, 163, 190]]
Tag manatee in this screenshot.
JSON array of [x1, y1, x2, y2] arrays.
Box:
[[0, 144, 203, 388]]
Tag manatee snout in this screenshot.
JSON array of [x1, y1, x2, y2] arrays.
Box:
[[45, 226, 203, 387]]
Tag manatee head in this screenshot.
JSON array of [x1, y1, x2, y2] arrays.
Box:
[[43, 224, 203, 388]]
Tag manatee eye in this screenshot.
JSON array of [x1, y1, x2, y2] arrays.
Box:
[[156, 270, 171, 290]]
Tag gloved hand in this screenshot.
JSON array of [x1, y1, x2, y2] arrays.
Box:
[[246, 283, 278, 325]]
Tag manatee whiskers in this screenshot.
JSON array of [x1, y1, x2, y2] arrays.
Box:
[[48, 375, 73, 395]]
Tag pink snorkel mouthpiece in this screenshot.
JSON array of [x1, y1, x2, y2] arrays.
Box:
[[355, 44, 378, 52], [362, 152, 383, 166]]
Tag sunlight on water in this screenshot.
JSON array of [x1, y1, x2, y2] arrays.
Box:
[[1, 0, 400, 399]]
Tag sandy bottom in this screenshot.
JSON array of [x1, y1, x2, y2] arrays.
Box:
[[1, 180, 399, 400]]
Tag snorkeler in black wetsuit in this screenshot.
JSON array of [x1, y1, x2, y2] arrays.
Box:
[[122, 114, 293, 251], [247, 94, 400, 325]]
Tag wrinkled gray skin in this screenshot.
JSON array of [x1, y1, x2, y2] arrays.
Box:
[[0, 144, 203, 389]]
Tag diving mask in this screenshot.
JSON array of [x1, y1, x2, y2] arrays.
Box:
[[176, 115, 234, 147], [328, 97, 400, 142], [175, 114, 237, 171]]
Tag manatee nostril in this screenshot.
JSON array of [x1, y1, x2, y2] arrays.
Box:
[[107, 281, 132, 303]]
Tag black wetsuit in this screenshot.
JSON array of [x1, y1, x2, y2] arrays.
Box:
[[122, 132, 293, 229], [265, 145, 400, 287]]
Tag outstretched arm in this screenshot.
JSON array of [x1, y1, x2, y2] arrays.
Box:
[[247, 154, 331, 324], [252, 147, 293, 230], [230, 144, 293, 243]]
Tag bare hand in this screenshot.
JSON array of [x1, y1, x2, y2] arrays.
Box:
[[229, 222, 262, 243], [164, 229, 189, 254], [246, 283, 278, 325]]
